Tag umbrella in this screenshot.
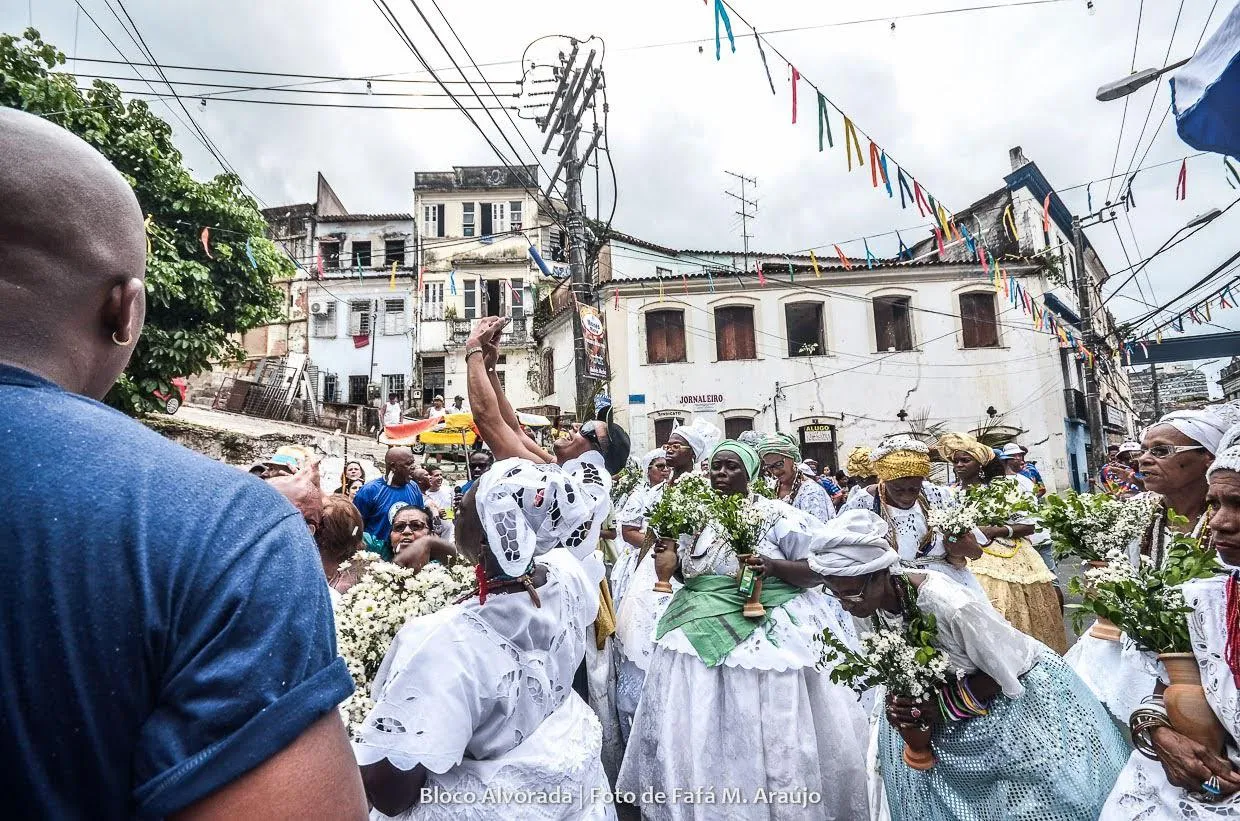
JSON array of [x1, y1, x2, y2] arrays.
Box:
[[1171, 3, 1240, 158]]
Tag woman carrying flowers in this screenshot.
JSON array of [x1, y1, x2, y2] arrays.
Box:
[[757, 432, 836, 523], [841, 435, 987, 600], [1100, 422, 1240, 817], [811, 511, 1127, 821], [616, 439, 869, 820], [936, 432, 1067, 653]]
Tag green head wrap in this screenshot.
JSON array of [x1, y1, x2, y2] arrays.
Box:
[[710, 439, 761, 480], [755, 432, 801, 462]]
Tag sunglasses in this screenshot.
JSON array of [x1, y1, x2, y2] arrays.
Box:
[[1139, 444, 1206, 459], [581, 420, 604, 449], [391, 519, 430, 534]]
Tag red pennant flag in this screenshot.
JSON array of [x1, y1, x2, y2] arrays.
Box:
[[316, 250, 324, 279], [756, 262, 767, 285], [913, 181, 930, 217], [934, 228, 945, 257], [978, 245, 988, 271], [613, 288, 620, 310], [1176, 159, 1188, 200], [869, 142, 882, 188], [1041, 194, 1051, 234], [201, 227, 213, 259], [682, 272, 689, 293], [790, 65, 799, 124], [833, 245, 852, 270]]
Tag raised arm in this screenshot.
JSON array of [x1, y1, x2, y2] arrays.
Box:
[[479, 318, 555, 462], [467, 318, 548, 463]]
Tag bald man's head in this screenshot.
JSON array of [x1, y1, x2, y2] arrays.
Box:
[[0, 109, 146, 399]]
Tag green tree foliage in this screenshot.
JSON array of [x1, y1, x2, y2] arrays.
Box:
[[1, 29, 288, 412]]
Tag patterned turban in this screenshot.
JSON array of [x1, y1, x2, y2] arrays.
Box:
[[756, 432, 801, 462], [846, 446, 874, 478], [870, 435, 931, 482], [937, 432, 995, 465]]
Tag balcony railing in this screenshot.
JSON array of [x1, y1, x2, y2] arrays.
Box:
[[1064, 388, 1087, 422], [447, 317, 529, 346]]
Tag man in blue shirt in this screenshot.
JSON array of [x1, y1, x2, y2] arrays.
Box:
[[353, 446, 426, 550], [0, 110, 364, 819]]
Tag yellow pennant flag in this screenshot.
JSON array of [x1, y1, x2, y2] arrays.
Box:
[[389, 260, 397, 290], [1003, 205, 1020, 241], [843, 118, 864, 171], [809, 250, 822, 278]]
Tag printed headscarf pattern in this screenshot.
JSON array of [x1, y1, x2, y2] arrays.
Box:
[[846, 445, 874, 478], [756, 432, 802, 462], [670, 418, 723, 462], [710, 439, 761, 481], [1158, 403, 1240, 455], [870, 435, 931, 482], [1208, 423, 1240, 480], [937, 432, 995, 466], [806, 510, 900, 578], [475, 456, 610, 576]]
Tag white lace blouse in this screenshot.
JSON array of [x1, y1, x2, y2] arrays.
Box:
[[842, 481, 955, 563], [353, 549, 598, 773]]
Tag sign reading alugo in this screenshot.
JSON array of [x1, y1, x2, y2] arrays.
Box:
[[679, 393, 724, 411], [801, 424, 834, 444]]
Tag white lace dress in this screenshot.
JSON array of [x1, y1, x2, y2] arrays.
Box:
[[841, 483, 988, 602], [1101, 574, 1240, 818], [354, 549, 615, 820], [615, 496, 870, 820]]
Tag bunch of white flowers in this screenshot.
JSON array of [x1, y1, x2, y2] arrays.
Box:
[[925, 505, 978, 537], [1036, 490, 1160, 561], [334, 553, 476, 735], [1093, 493, 1162, 558], [927, 478, 1036, 538], [822, 626, 954, 701]]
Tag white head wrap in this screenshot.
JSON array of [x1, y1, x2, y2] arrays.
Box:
[[806, 510, 900, 578], [474, 457, 605, 576], [638, 448, 665, 473], [669, 418, 722, 462], [1208, 423, 1240, 481], [1156, 403, 1240, 454], [870, 434, 930, 462]]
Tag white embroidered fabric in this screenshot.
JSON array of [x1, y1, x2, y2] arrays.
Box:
[[354, 550, 597, 774], [1100, 574, 1240, 819], [912, 570, 1041, 698], [613, 551, 679, 673], [791, 477, 835, 522]]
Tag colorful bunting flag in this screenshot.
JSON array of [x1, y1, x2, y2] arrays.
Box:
[[201, 227, 213, 259], [869, 142, 882, 188], [790, 66, 799, 124], [959, 223, 976, 255], [449, 268, 458, 296], [614, 288, 620, 310], [1041, 194, 1051, 234], [897, 169, 914, 210], [933, 228, 945, 258], [817, 94, 833, 150], [833, 245, 852, 270], [1176, 159, 1188, 200], [389, 260, 397, 290], [864, 239, 877, 270], [843, 118, 864, 171], [914, 181, 930, 218], [809, 249, 823, 278], [754, 25, 776, 93], [316, 250, 323, 279], [879, 152, 893, 198], [1003, 205, 1020, 241], [786, 257, 795, 282], [706, 268, 716, 293], [245, 237, 258, 269], [756, 262, 767, 285], [896, 230, 910, 261], [714, 0, 736, 60]]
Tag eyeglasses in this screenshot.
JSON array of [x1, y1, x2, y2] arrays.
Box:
[[391, 520, 430, 533], [761, 458, 788, 474], [664, 440, 689, 451], [581, 420, 603, 449], [827, 575, 873, 603], [1139, 444, 1206, 459]]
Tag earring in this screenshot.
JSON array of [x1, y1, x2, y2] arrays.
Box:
[[111, 331, 132, 346]]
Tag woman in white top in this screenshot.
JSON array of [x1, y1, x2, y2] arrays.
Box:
[[757, 432, 835, 523], [811, 511, 1128, 821], [841, 435, 987, 600], [616, 439, 870, 820], [1101, 422, 1240, 817], [353, 459, 614, 820]]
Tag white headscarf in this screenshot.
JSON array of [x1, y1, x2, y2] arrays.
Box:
[[669, 418, 722, 462], [1208, 423, 1240, 480], [1156, 403, 1240, 454], [806, 510, 900, 577], [638, 448, 665, 473]]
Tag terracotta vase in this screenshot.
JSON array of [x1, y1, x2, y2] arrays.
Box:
[[652, 537, 678, 593], [1159, 652, 1226, 754], [1084, 561, 1122, 642], [742, 576, 766, 619], [896, 723, 936, 770]]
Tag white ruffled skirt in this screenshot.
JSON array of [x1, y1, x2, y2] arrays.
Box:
[[1101, 749, 1240, 819], [1064, 630, 1161, 726], [382, 694, 616, 821]]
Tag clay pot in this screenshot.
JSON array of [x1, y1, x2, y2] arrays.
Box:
[[896, 723, 936, 770], [652, 537, 678, 593], [1159, 652, 1226, 755]]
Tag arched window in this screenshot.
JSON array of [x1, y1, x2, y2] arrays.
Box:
[[959, 292, 999, 348], [645, 309, 687, 363]]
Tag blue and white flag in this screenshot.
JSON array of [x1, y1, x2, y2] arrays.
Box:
[[1171, 3, 1240, 158]]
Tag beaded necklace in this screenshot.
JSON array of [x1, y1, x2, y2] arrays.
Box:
[[1140, 502, 1214, 569], [1225, 570, 1240, 689], [874, 485, 934, 558]]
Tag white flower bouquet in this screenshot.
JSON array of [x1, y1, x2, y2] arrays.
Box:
[[334, 553, 476, 735], [925, 478, 1036, 538], [610, 460, 642, 505], [646, 474, 715, 542], [821, 628, 953, 701], [1035, 490, 1160, 561]]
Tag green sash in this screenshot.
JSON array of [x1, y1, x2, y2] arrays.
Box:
[[655, 574, 801, 668]]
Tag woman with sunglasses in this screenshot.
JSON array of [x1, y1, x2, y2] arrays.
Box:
[[812, 510, 1126, 821], [1101, 422, 1240, 816], [1067, 403, 1240, 727], [616, 440, 870, 820], [757, 432, 835, 523]]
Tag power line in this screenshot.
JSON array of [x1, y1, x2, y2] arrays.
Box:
[[1104, 0, 1145, 204], [67, 72, 507, 97], [67, 55, 519, 85], [74, 87, 520, 111]]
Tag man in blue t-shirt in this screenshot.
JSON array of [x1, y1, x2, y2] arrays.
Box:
[[353, 446, 426, 550], [0, 110, 365, 819]]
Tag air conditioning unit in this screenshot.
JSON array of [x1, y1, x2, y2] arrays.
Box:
[[310, 300, 329, 316]]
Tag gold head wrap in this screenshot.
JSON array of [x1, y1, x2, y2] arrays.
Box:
[[870, 436, 930, 482], [936, 432, 995, 465], [845, 446, 873, 477]]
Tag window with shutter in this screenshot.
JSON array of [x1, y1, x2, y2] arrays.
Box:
[[464, 279, 477, 319], [645, 310, 686, 364], [960, 292, 999, 348], [423, 282, 444, 320], [422, 205, 439, 238], [714, 306, 757, 361], [351, 241, 372, 268], [785, 302, 825, 357], [510, 278, 525, 321], [725, 417, 754, 439], [436, 204, 445, 238], [462, 203, 475, 237], [479, 202, 493, 236], [491, 203, 507, 234], [311, 301, 337, 338], [382, 299, 406, 335], [384, 239, 405, 266], [322, 373, 338, 403], [509, 201, 523, 231], [873, 296, 913, 352], [349, 301, 372, 336]]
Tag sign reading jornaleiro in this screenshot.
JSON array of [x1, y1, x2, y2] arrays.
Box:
[[578, 303, 609, 379]]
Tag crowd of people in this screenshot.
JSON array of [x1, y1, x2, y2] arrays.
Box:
[[10, 110, 1240, 821]]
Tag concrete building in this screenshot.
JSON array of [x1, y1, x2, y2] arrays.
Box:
[[537, 148, 1132, 492], [1129, 365, 1213, 423], [1220, 357, 1240, 402]]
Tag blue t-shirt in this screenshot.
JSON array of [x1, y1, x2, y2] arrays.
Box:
[[352, 477, 425, 545], [0, 365, 353, 819]]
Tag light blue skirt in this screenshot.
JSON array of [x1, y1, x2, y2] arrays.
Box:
[[878, 651, 1129, 821]]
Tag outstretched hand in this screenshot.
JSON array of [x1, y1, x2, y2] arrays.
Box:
[[467, 316, 509, 352]]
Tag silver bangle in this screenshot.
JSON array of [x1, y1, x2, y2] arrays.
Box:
[[465, 346, 484, 361], [1004, 524, 1014, 539]]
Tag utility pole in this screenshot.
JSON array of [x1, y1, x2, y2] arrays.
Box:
[[1072, 210, 1115, 480], [536, 42, 604, 420], [724, 170, 757, 273]]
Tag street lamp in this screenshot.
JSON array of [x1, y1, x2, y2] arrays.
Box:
[[1096, 58, 1191, 102]]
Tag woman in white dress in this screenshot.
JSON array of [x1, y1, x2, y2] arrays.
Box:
[[353, 460, 615, 820], [1101, 422, 1240, 817], [611, 420, 719, 743], [757, 432, 835, 522], [616, 439, 870, 820], [811, 511, 1128, 821], [1068, 404, 1239, 727], [841, 435, 987, 600]]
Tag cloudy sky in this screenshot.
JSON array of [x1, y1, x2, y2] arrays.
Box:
[[8, 0, 1237, 392]]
